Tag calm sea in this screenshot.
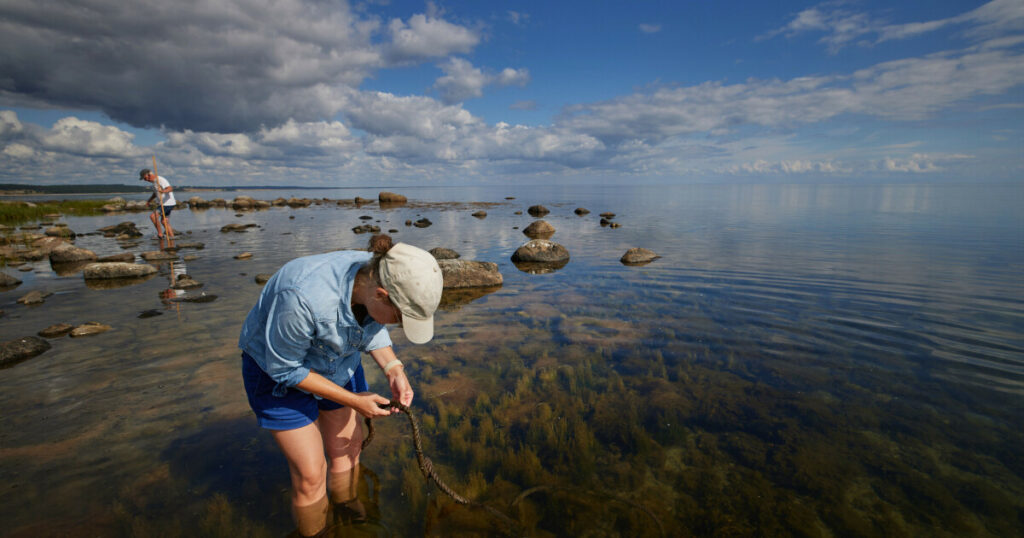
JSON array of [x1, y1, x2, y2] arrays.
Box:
[[1, 182, 1021, 536]]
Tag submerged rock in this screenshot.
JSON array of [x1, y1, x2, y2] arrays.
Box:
[[0, 336, 51, 368], [17, 290, 51, 305], [471, 211, 487, 219], [413, 218, 432, 228], [140, 251, 177, 261], [0, 272, 22, 288], [220, 223, 258, 233], [255, 273, 273, 284], [620, 248, 660, 265], [438, 259, 503, 289], [170, 293, 218, 303], [235, 252, 253, 260], [97, 252, 136, 263], [429, 247, 461, 260], [138, 309, 163, 319], [574, 207, 590, 215], [38, 324, 75, 338], [70, 322, 112, 337], [172, 275, 203, 290], [82, 262, 158, 280], [352, 224, 380, 234]]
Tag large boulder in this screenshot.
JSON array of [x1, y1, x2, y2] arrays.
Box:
[[438, 259, 503, 289], [523, 220, 555, 238], [286, 197, 312, 208], [511, 239, 570, 263], [82, 262, 158, 279], [0, 336, 51, 368], [188, 196, 212, 208], [48, 243, 97, 264], [378, 192, 407, 203]]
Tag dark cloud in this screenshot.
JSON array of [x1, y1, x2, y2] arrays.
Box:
[[0, 0, 479, 133]]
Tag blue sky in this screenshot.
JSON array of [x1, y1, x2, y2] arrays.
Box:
[[0, 0, 1021, 186]]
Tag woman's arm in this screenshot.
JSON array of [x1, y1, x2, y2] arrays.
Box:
[[294, 370, 391, 418], [369, 346, 414, 408]]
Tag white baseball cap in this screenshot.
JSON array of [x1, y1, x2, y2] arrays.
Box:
[[378, 243, 443, 344]]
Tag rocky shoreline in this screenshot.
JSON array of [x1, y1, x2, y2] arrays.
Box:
[[1, 191, 658, 367]]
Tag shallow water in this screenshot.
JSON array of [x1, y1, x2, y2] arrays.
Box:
[[1, 182, 1022, 536]]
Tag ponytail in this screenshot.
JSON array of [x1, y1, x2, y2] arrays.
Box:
[[359, 233, 393, 282]]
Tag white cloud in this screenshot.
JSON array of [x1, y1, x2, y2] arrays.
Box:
[[433, 59, 530, 104], [0, 110, 24, 137], [639, 24, 662, 34], [386, 13, 479, 63], [2, 143, 33, 158], [41, 117, 138, 157]]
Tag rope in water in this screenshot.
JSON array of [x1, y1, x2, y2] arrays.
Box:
[[362, 401, 519, 532]]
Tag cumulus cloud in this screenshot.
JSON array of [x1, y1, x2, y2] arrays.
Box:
[[432, 58, 530, 104], [38, 117, 139, 157], [0, 0, 479, 132]]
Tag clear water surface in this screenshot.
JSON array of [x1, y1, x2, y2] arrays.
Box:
[[0, 182, 1021, 537]]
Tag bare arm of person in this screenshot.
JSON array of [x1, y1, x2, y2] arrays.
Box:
[[294, 370, 391, 419], [369, 346, 413, 408]]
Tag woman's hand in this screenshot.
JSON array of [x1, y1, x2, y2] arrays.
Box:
[[352, 392, 392, 419], [387, 366, 414, 409]]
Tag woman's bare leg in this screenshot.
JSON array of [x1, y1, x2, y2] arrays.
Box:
[[319, 406, 363, 503], [271, 422, 329, 536]]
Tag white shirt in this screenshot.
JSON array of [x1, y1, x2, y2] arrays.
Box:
[[154, 175, 176, 206]]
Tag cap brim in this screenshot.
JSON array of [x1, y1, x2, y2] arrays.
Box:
[[401, 314, 434, 344]]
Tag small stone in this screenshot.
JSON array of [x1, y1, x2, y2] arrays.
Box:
[[17, 290, 50, 305], [527, 205, 549, 217], [0, 336, 51, 368], [574, 208, 590, 215], [235, 252, 253, 260], [620, 248, 660, 265], [70, 322, 112, 338], [255, 274, 273, 284], [38, 324, 75, 338], [471, 211, 487, 219]]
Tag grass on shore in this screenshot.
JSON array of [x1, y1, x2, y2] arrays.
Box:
[[0, 199, 111, 226]]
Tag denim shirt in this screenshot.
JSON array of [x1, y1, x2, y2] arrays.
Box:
[[238, 250, 392, 395]]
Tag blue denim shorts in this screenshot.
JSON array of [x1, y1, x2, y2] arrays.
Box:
[[241, 352, 369, 431], [157, 205, 175, 216]]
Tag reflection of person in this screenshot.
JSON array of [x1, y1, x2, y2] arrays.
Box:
[[238, 234, 443, 537], [139, 168, 176, 238]]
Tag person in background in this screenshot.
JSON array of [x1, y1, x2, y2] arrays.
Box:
[[139, 168, 176, 238], [238, 234, 443, 537]]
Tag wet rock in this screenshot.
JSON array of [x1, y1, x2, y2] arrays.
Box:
[[70, 322, 111, 337], [527, 205, 550, 217], [354, 197, 374, 205], [358, 215, 373, 220], [210, 198, 228, 207], [378, 192, 407, 204], [106, 196, 126, 208], [0, 272, 22, 288], [83, 262, 158, 280], [18, 266, 31, 272], [523, 220, 556, 238], [413, 218, 432, 228], [511, 239, 570, 263], [429, 247, 461, 260], [124, 201, 149, 211], [188, 196, 212, 208], [254, 200, 272, 209], [235, 252, 253, 260], [609, 222, 621, 228], [620, 248, 660, 265], [38, 324, 75, 338], [172, 275, 203, 289], [438, 259, 503, 288], [575, 207, 590, 215], [51, 260, 94, 276], [17, 290, 51, 305], [140, 251, 177, 261], [220, 223, 258, 233], [231, 196, 256, 210], [173, 241, 205, 250], [600, 218, 611, 227], [352, 224, 380, 234], [45, 226, 75, 238], [138, 309, 163, 319], [471, 211, 487, 219], [183, 255, 199, 262], [286, 197, 312, 208], [48, 243, 97, 264], [600, 212, 616, 219], [0, 336, 51, 368], [255, 273, 273, 284], [97, 252, 135, 263]]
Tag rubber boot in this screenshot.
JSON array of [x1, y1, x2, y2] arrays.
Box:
[[292, 494, 329, 537]]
